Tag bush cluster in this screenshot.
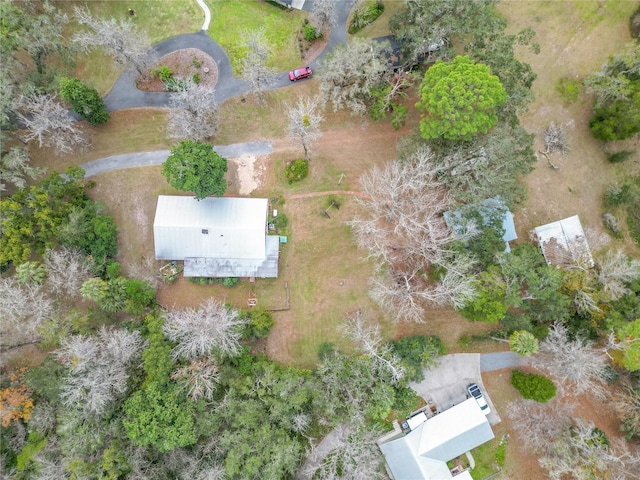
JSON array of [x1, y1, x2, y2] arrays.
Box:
[[510, 369, 556, 402], [348, 1, 384, 34], [285, 159, 309, 184]]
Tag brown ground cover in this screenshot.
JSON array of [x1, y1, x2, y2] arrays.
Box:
[[136, 48, 218, 92]]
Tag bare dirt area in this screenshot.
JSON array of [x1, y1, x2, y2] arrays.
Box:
[[136, 48, 218, 92], [496, 1, 637, 246]]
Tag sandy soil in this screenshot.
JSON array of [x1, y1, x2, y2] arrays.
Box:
[[227, 154, 267, 195]]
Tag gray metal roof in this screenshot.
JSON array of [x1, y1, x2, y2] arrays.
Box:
[[534, 215, 593, 267], [444, 196, 517, 253], [183, 236, 279, 278], [153, 196, 278, 277], [380, 399, 495, 480]]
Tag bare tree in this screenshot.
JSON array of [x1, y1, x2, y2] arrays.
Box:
[[530, 322, 609, 398], [0, 147, 45, 192], [595, 249, 640, 301], [614, 381, 640, 439], [163, 299, 247, 360], [343, 311, 405, 384], [542, 122, 569, 156], [56, 326, 146, 417], [310, 0, 335, 32], [167, 78, 219, 141], [319, 38, 394, 115], [43, 248, 93, 299], [14, 93, 89, 155], [0, 277, 56, 339], [72, 5, 156, 76], [349, 148, 476, 322], [171, 357, 220, 401], [240, 29, 275, 104], [286, 95, 324, 161], [506, 398, 574, 454], [539, 418, 640, 480], [307, 422, 386, 480]]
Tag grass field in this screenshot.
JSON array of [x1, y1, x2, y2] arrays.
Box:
[[205, 0, 307, 73], [54, 0, 201, 95]]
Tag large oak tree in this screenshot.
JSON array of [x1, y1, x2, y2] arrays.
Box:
[[161, 140, 228, 200]]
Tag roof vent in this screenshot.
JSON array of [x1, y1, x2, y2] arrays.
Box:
[[202, 229, 209, 234]]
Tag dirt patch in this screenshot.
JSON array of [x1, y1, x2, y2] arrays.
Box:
[[227, 155, 267, 195], [136, 48, 218, 92], [496, 2, 637, 247]]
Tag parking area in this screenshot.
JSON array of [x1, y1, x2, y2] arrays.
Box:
[[409, 353, 501, 425]]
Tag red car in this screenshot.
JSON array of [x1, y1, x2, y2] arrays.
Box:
[[289, 66, 313, 81]]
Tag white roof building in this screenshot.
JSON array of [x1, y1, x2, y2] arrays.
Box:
[[153, 195, 279, 278], [533, 215, 593, 268], [379, 398, 495, 480]]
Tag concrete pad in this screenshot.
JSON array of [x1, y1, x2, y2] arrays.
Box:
[[410, 354, 501, 425]]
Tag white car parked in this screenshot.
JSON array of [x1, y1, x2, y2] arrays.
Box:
[[467, 383, 491, 416]]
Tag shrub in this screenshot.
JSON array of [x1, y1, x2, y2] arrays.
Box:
[[608, 150, 634, 163], [285, 159, 308, 184], [223, 277, 239, 288], [627, 197, 640, 244], [348, 1, 385, 34], [603, 183, 632, 207], [630, 5, 640, 38], [602, 213, 623, 238], [303, 23, 319, 42], [58, 76, 109, 126], [192, 57, 201, 68], [151, 64, 173, 82], [192, 73, 201, 85], [555, 77, 581, 104], [510, 370, 556, 402]]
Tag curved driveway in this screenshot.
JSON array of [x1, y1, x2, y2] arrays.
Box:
[[103, 0, 353, 112]]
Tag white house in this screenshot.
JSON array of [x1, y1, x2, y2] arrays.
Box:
[[153, 195, 279, 278], [379, 398, 495, 480]]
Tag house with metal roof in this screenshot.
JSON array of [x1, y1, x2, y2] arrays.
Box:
[[379, 398, 495, 480], [153, 195, 279, 278], [444, 197, 517, 253], [533, 215, 593, 268]]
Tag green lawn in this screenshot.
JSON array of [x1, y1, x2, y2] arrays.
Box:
[[56, 0, 201, 95], [205, 0, 307, 73]]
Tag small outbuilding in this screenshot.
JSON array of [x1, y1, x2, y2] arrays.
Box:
[[444, 196, 517, 253], [533, 215, 593, 268], [153, 195, 279, 278]]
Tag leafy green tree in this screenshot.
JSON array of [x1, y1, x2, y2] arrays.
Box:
[[123, 279, 157, 316], [615, 319, 640, 372], [509, 330, 539, 356], [142, 314, 175, 385], [417, 56, 507, 141], [460, 267, 508, 323], [162, 140, 228, 200], [387, 335, 445, 382], [15, 261, 47, 285], [511, 370, 556, 402], [59, 77, 109, 126], [242, 307, 275, 339], [0, 167, 86, 266], [587, 44, 640, 141], [123, 380, 196, 452]]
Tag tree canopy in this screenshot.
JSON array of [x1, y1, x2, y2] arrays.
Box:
[[417, 56, 507, 141], [161, 140, 228, 200], [59, 77, 109, 126]]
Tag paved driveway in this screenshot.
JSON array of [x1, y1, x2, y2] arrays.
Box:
[[410, 354, 501, 425]]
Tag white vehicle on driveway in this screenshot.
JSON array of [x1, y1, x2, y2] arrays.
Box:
[[467, 383, 491, 416]]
